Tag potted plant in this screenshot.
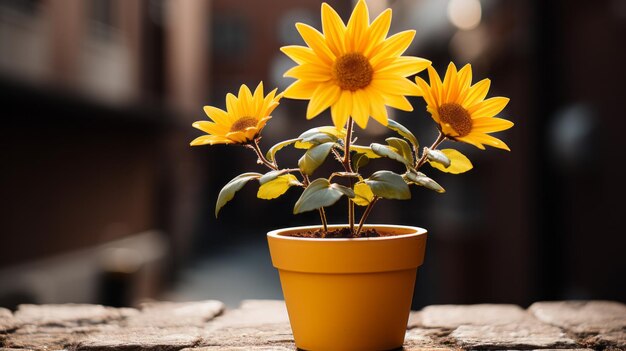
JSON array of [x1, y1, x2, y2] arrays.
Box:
[[190, 1, 513, 350]]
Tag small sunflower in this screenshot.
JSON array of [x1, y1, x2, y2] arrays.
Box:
[[281, 0, 431, 129], [190, 82, 281, 146], [415, 63, 514, 150]]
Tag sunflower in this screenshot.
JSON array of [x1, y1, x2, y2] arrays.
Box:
[[190, 82, 281, 146], [281, 0, 431, 129], [415, 63, 514, 150]]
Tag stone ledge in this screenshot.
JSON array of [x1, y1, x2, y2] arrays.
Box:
[[0, 300, 624, 350]]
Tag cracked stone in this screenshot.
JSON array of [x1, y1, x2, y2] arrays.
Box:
[[127, 300, 224, 328], [451, 321, 577, 349], [529, 300, 626, 334], [419, 304, 530, 329], [13, 304, 137, 327], [0, 308, 18, 333]]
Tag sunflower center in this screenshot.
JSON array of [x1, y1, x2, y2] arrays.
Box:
[[438, 103, 472, 137], [332, 53, 373, 91], [230, 116, 258, 132]]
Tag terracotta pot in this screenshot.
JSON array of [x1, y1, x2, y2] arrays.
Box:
[[267, 224, 427, 351]]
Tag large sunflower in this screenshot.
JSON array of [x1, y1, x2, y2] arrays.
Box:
[[415, 63, 514, 150], [281, 0, 431, 129], [190, 82, 281, 146]]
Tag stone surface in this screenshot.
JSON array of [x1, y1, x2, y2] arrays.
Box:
[[451, 321, 576, 349], [529, 300, 626, 334], [419, 304, 530, 329], [1, 299, 623, 350]]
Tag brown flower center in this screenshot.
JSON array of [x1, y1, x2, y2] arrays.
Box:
[[438, 103, 472, 137], [230, 116, 258, 132], [332, 53, 373, 91]]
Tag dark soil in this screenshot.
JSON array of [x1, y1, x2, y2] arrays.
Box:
[[286, 227, 389, 238]]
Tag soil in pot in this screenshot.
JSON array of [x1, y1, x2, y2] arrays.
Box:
[[284, 227, 406, 238]]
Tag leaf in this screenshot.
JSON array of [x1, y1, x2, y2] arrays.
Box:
[[293, 178, 355, 214], [428, 149, 473, 174], [300, 132, 337, 145], [353, 153, 370, 171], [259, 169, 290, 185], [370, 143, 409, 165], [298, 142, 334, 176], [266, 139, 298, 162], [405, 171, 445, 193], [426, 149, 451, 168], [216, 172, 262, 217], [353, 182, 374, 206], [386, 119, 419, 150], [365, 171, 411, 200], [257, 174, 300, 200], [298, 126, 346, 140], [386, 137, 414, 165], [350, 145, 381, 159]]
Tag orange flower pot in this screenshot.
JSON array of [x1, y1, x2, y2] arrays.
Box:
[[267, 224, 427, 351]]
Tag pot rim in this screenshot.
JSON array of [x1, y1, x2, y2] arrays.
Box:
[[267, 223, 426, 242]]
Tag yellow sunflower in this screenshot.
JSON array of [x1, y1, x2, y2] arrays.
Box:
[[190, 82, 281, 146], [415, 63, 514, 150], [281, 0, 431, 129]]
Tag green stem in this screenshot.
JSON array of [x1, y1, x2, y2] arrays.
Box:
[[319, 207, 328, 232], [343, 118, 355, 234], [355, 197, 379, 237], [249, 139, 278, 171]]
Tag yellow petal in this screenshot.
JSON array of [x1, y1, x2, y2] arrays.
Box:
[[367, 87, 388, 126], [345, 0, 369, 53], [462, 78, 490, 107], [364, 9, 392, 57], [280, 45, 322, 65], [384, 94, 413, 111], [370, 30, 415, 67], [283, 63, 331, 82], [251, 82, 265, 117], [225, 131, 249, 143], [427, 65, 444, 106], [371, 76, 421, 96], [331, 90, 352, 129], [376, 56, 431, 76], [296, 23, 336, 66], [192, 121, 227, 135], [283, 80, 318, 99], [415, 76, 436, 108], [455, 135, 486, 150], [321, 3, 346, 56], [260, 88, 279, 115], [226, 93, 241, 118], [470, 133, 511, 151], [306, 83, 341, 119], [471, 117, 514, 133], [352, 88, 371, 129], [190, 135, 233, 146], [455, 64, 472, 103], [238, 84, 253, 116], [468, 97, 509, 117], [442, 62, 458, 103], [203, 106, 231, 125]]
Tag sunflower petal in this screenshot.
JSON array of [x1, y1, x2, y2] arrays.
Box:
[[463, 78, 490, 107], [280, 45, 322, 65], [384, 94, 413, 111], [376, 56, 431, 76], [192, 121, 228, 135], [283, 63, 331, 82], [455, 135, 486, 150], [471, 117, 514, 133], [283, 80, 318, 100], [371, 77, 421, 96], [455, 64, 472, 103], [415, 76, 437, 108], [352, 89, 371, 128], [427, 66, 444, 106], [238, 84, 253, 116], [190, 135, 233, 146], [203, 106, 231, 125], [307, 83, 342, 119], [367, 87, 388, 125], [226, 93, 241, 118], [296, 23, 336, 65], [331, 90, 352, 129], [346, 0, 369, 53], [321, 3, 346, 56], [468, 97, 509, 117], [225, 131, 249, 143], [370, 30, 415, 67], [442, 62, 458, 103], [364, 8, 392, 57], [470, 133, 511, 151]]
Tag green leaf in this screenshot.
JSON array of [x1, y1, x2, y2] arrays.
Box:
[[298, 126, 346, 140], [370, 143, 409, 165], [386, 137, 414, 165], [350, 145, 381, 159], [365, 170, 411, 200], [293, 178, 354, 214], [298, 142, 334, 176], [259, 169, 291, 185], [216, 172, 262, 217], [353, 181, 374, 206], [428, 149, 473, 174], [257, 174, 300, 200], [405, 171, 445, 193], [352, 153, 370, 171], [386, 119, 419, 150], [426, 149, 451, 168], [266, 139, 298, 162]]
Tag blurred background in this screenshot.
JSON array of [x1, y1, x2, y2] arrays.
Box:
[[1, 0, 625, 310]]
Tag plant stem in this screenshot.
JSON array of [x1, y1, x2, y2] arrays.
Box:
[[319, 207, 328, 232], [249, 139, 278, 171], [355, 197, 379, 237], [415, 132, 446, 170], [342, 118, 355, 234]]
